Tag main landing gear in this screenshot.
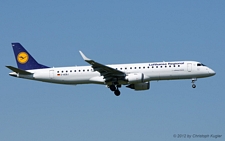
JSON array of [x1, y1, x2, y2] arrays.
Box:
[[109, 84, 121, 96], [191, 78, 197, 88]]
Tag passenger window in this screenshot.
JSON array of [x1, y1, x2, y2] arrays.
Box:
[[152, 66, 154, 68], [139, 67, 141, 69], [135, 67, 136, 69], [165, 66, 167, 68], [87, 69, 89, 71], [57, 71, 59, 73], [66, 70, 68, 72], [74, 70, 76, 72], [62, 71, 63, 73], [130, 67, 132, 69], [70, 70, 72, 72], [79, 70, 80, 72], [156, 66, 158, 68], [143, 67, 145, 69], [160, 66, 162, 68], [147, 66, 149, 68], [174, 65, 175, 67], [178, 65, 180, 67], [169, 66, 171, 67]]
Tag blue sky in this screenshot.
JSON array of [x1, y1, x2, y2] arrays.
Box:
[[1, 1, 224, 140]]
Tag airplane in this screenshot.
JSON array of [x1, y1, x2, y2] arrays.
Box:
[[6, 43, 216, 96]]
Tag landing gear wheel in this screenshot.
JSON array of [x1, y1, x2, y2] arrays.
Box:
[[114, 90, 121, 96], [109, 85, 116, 91], [191, 78, 197, 89], [109, 83, 121, 96], [192, 84, 196, 88]]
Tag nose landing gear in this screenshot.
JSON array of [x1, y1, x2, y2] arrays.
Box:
[[192, 84, 196, 88], [191, 78, 197, 88]]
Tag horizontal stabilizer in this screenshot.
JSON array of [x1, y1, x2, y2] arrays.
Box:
[[6, 66, 32, 75]]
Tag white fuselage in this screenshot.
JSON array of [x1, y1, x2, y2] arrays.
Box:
[[13, 61, 215, 85]]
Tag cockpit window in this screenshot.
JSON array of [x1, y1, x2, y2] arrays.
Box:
[[197, 63, 206, 66]]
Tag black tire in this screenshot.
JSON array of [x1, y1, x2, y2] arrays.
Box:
[[109, 85, 116, 91], [192, 84, 196, 88], [114, 90, 121, 96]]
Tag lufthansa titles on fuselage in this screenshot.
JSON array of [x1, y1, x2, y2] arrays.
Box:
[[149, 62, 184, 66]]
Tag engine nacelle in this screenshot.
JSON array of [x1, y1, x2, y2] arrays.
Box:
[[125, 73, 150, 84], [126, 82, 150, 91], [125, 73, 144, 83]]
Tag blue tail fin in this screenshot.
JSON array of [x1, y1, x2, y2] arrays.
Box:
[[12, 43, 49, 70]]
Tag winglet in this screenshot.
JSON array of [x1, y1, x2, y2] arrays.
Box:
[[79, 51, 91, 61]]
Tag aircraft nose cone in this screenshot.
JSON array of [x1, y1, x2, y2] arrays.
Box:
[[209, 69, 216, 76]]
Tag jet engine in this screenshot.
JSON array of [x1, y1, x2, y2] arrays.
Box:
[[126, 82, 150, 91], [125, 73, 144, 83], [125, 73, 150, 84]]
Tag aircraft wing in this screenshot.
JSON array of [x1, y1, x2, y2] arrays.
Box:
[[79, 51, 126, 81]]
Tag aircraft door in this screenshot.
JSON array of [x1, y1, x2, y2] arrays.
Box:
[[49, 70, 54, 79], [187, 63, 192, 72]]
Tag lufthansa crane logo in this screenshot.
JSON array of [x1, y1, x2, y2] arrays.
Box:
[[17, 52, 29, 64]]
